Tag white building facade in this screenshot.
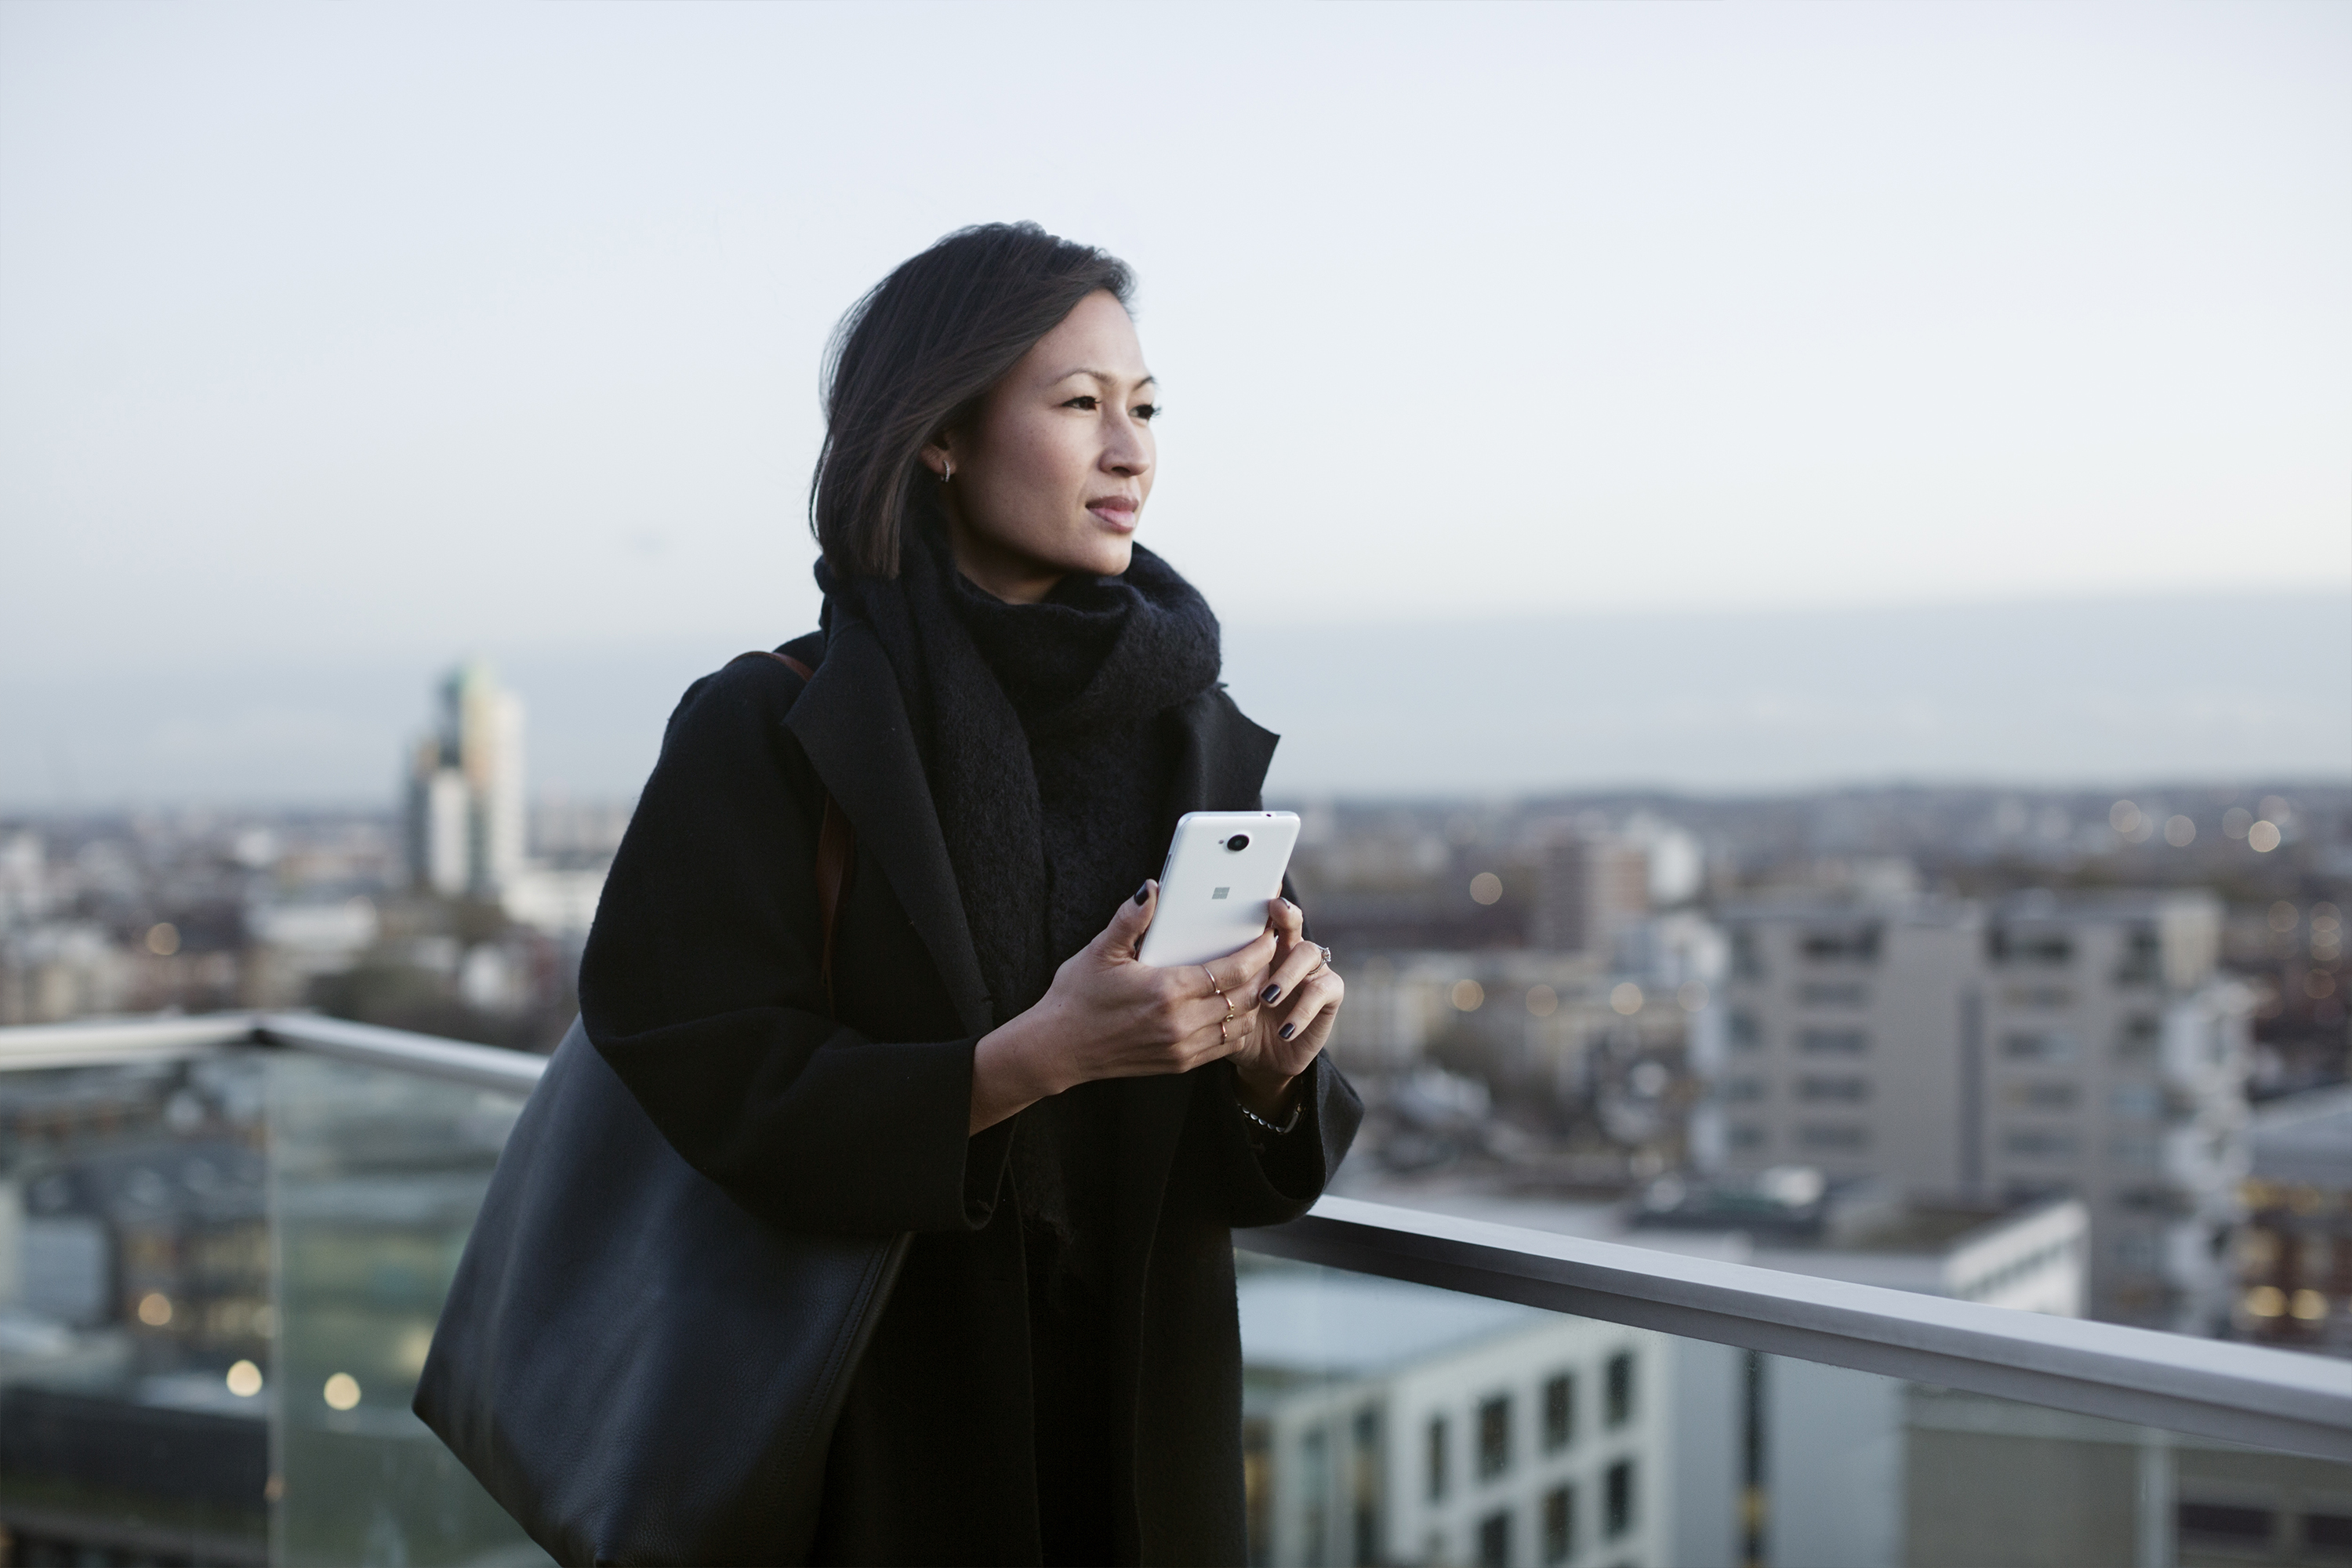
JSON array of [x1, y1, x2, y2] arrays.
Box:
[[1701, 891, 2250, 1330], [1241, 1268, 1669, 1568]]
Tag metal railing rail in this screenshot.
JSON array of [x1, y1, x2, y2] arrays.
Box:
[[6, 1014, 2348, 1463], [1243, 1196, 2352, 1464], [0, 1011, 546, 1092]]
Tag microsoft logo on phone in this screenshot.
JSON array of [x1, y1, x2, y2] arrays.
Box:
[[1211, 887, 1229, 900]]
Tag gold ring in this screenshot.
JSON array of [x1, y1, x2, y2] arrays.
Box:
[[1204, 966, 1236, 1037]]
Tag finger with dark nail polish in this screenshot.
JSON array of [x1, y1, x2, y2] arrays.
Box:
[[1279, 1022, 1297, 1040], [1134, 881, 1151, 906], [1261, 985, 1282, 1004]]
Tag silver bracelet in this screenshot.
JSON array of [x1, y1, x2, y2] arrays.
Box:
[[1238, 1097, 1303, 1137]]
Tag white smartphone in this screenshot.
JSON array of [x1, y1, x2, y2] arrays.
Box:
[[1136, 811, 1302, 969]]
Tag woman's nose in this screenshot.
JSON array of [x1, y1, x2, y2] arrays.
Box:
[[1104, 423, 1150, 477]]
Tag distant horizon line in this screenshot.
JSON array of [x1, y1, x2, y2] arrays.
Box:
[[10, 583, 2345, 676], [6, 773, 2347, 821]]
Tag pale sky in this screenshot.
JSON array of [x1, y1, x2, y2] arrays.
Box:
[[2, 2, 2347, 802]]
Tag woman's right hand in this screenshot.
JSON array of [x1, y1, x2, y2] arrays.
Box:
[[967, 880, 1277, 1134]]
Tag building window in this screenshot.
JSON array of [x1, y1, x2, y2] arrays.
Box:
[[2114, 927, 2161, 987], [1542, 1484, 1575, 1565], [2303, 1511, 2352, 1555], [1351, 1407, 1381, 1568], [2001, 1127, 2080, 1159], [1722, 1076, 1766, 1103], [2108, 1082, 2161, 1118], [2000, 984, 2074, 1010], [1795, 1028, 1868, 1055], [1731, 929, 1765, 980], [1605, 1352, 1635, 1428], [1987, 927, 2073, 966], [2001, 1030, 2078, 1062], [2108, 1134, 2160, 1168], [1542, 1373, 1574, 1452], [1477, 1394, 1511, 1480], [1796, 1074, 1870, 1103], [1427, 1415, 1449, 1501], [1605, 1459, 1635, 1537], [1728, 1008, 1763, 1050], [1796, 1123, 1869, 1152], [1729, 1123, 1766, 1151], [1477, 1509, 1513, 1568], [1301, 1425, 1329, 1568], [2001, 1080, 2081, 1110], [1799, 924, 1881, 962], [1796, 981, 1868, 1007], [2115, 1014, 2160, 1062], [1243, 1418, 1272, 1568], [2176, 1501, 2275, 1553]]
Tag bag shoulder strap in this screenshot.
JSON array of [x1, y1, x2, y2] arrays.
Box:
[[744, 641, 855, 1018]]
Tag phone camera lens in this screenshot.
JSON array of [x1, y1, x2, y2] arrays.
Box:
[[1225, 834, 1250, 852]]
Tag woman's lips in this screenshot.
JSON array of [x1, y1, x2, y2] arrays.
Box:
[[1087, 495, 1139, 530]]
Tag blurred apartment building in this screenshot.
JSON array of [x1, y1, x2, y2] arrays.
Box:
[[1703, 890, 2250, 1330], [1530, 834, 1651, 956]]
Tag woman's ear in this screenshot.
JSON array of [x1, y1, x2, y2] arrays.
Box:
[[920, 438, 953, 483]]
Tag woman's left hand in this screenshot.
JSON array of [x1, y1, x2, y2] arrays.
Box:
[[1227, 898, 1343, 1120]]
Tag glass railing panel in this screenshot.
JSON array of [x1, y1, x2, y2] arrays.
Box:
[[1234, 1254, 2352, 1568], [267, 1052, 548, 1566], [0, 1052, 274, 1563], [17, 1029, 2336, 1568]]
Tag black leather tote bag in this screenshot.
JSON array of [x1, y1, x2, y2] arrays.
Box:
[[416, 1021, 906, 1564], [416, 645, 906, 1565]]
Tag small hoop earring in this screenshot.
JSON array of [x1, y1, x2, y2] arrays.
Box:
[[939, 459, 953, 484]]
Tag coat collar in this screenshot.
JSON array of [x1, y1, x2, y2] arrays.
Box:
[[782, 617, 996, 1039]]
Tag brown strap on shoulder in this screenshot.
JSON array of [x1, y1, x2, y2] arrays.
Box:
[[752, 648, 856, 1017]]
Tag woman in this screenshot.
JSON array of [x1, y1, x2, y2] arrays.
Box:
[[579, 222, 1363, 1565]]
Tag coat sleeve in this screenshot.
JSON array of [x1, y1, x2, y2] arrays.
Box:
[[1184, 1054, 1363, 1229], [578, 656, 1011, 1236]]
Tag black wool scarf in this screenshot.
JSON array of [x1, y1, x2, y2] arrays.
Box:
[[817, 511, 1222, 1024]]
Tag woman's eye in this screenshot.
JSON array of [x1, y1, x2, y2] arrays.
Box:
[[1134, 404, 1160, 421], [1062, 395, 1099, 411]]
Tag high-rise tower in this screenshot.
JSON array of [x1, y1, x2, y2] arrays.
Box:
[[405, 661, 525, 900]]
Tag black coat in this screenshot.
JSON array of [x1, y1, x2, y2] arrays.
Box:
[[579, 615, 1363, 1566]]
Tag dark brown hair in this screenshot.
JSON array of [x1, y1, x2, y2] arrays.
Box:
[[810, 223, 1134, 579]]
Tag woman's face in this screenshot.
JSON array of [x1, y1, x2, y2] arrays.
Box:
[[931, 289, 1157, 603]]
